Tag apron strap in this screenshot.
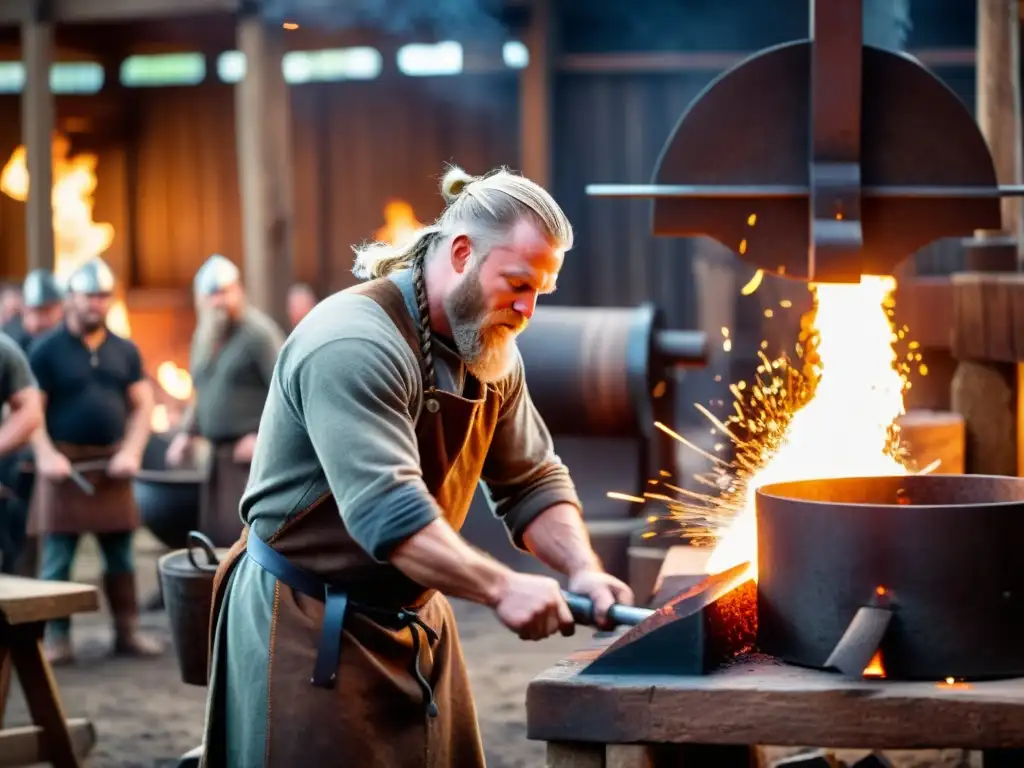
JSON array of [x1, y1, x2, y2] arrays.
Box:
[[245, 533, 438, 715], [246, 533, 348, 689]]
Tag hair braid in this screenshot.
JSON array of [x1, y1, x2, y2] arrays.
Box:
[[412, 248, 437, 393]]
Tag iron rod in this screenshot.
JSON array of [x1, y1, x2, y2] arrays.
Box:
[[585, 183, 1024, 198]]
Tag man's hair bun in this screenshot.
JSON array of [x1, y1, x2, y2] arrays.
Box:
[[441, 165, 475, 204]]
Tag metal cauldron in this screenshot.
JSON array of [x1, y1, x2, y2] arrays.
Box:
[[158, 531, 229, 687], [134, 433, 205, 550]]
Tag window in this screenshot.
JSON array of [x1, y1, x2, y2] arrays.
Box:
[[283, 48, 382, 83], [0, 63, 23, 93], [217, 51, 246, 84], [503, 41, 529, 69], [120, 53, 206, 87], [396, 42, 463, 76], [0, 62, 104, 93], [50, 62, 104, 94], [216, 48, 383, 84]]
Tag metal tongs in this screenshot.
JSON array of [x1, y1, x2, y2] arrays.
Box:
[[19, 458, 108, 496]]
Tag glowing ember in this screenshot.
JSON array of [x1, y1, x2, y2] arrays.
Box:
[[863, 651, 886, 678], [0, 133, 129, 336]]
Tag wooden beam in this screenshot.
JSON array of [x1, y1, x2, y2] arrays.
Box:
[[519, 0, 554, 188], [20, 1, 53, 273], [0, 0, 239, 24], [235, 12, 293, 329]]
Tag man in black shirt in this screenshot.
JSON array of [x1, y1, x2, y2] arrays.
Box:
[[0, 333, 43, 573], [29, 256, 162, 664]]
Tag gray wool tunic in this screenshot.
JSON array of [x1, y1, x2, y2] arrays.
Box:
[[209, 268, 581, 765]]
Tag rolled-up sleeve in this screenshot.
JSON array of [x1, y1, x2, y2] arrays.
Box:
[[481, 354, 582, 549], [293, 337, 441, 561]]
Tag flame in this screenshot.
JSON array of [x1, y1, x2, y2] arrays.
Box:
[[375, 199, 423, 246], [157, 360, 193, 401], [0, 133, 129, 335], [863, 651, 886, 678], [705, 276, 909, 580]]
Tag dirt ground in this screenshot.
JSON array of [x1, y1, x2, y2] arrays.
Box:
[[1, 531, 983, 767]]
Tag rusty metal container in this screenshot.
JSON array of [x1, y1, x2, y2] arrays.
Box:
[[158, 531, 227, 687]]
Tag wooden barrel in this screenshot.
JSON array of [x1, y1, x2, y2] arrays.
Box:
[[895, 409, 965, 475]]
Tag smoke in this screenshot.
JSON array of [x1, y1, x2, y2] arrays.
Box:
[[862, 0, 912, 51], [260, 0, 511, 42]]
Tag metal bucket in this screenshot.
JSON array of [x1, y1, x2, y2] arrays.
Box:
[[158, 531, 228, 687]]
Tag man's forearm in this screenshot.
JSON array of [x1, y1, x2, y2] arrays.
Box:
[[122, 405, 153, 457], [521, 503, 602, 577], [31, 424, 57, 458], [0, 401, 40, 455], [389, 518, 513, 607]]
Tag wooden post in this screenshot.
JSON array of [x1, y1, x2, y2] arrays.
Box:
[[21, 0, 54, 273], [519, 0, 554, 189], [950, 0, 1022, 476], [977, 0, 1022, 251], [235, 6, 293, 329]]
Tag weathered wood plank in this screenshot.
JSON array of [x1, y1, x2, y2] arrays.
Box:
[[0, 718, 95, 766], [0, 575, 99, 625], [547, 741, 604, 768], [526, 657, 1024, 749]]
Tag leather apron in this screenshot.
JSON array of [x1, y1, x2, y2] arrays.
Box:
[[198, 442, 249, 548], [27, 442, 138, 535], [201, 278, 502, 767]]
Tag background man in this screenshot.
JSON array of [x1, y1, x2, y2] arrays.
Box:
[[166, 254, 284, 547], [20, 269, 64, 345], [29, 256, 161, 664], [0, 334, 43, 573], [201, 166, 634, 767], [286, 282, 318, 329]]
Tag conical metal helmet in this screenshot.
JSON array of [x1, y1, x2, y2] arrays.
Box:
[[66, 257, 116, 295], [194, 254, 240, 297], [22, 269, 62, 308]]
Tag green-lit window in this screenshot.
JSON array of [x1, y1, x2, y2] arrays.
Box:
[[120, 53, 206, 87], [216, 48, 383, 84]]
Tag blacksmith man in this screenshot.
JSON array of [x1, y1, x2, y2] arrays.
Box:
[[201, 166, 634, 766], [166, 255, 284, 546], [29, 256, 162, 664]]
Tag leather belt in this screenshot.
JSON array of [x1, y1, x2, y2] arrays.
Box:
[[245, 534, 439, 716]]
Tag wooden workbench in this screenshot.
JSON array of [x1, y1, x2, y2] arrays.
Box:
[[0, 574, 99, 767], [527, 648, 1024, 767]]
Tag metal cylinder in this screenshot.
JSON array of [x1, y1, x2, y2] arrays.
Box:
[[756, 474, 1024, 680], [517, 304, 707, 438]]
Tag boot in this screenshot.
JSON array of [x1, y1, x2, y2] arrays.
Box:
[[103, 572, 164, 657], [43, 635, 74, 666]]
